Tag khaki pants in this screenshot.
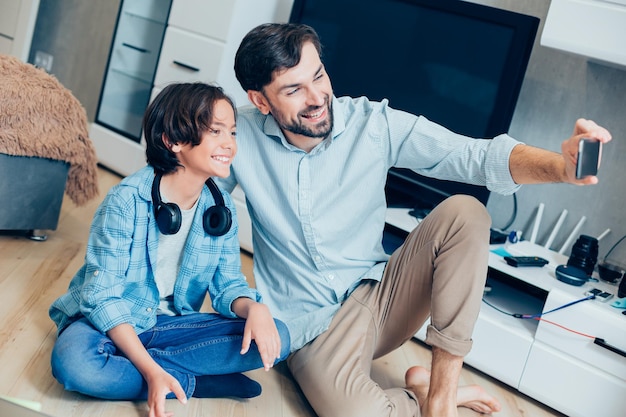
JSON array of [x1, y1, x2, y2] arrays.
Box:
[[287, 195, 491, 417]]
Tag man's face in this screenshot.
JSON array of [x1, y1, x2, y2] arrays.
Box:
[[250, 42, 334, 145]]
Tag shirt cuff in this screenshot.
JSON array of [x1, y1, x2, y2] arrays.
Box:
[[485, 134, 523, 195]]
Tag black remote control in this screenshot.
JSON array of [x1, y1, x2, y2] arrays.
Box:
[[504, 256, 549, 267]]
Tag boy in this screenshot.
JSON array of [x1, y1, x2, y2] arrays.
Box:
[[49, 83, 289, 417]]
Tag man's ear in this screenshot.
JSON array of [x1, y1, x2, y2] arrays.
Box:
[[248, 90, 271, 115]]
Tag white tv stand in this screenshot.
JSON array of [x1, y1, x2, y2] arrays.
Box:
[[386, 208, 626, 417]]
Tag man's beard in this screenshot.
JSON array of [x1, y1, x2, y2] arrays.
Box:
[[270, 98, 333, 139]]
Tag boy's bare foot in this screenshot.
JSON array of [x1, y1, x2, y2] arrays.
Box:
[[405, 366, 501, 415]]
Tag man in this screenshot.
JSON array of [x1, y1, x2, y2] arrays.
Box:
[[216, 23, 611, 417]]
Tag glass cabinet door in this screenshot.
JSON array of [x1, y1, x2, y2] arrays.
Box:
[[95, 0, 171, 143]]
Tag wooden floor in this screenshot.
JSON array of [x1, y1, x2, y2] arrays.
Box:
[[0, 166, 566, 417]]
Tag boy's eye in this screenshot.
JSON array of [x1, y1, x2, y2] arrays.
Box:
[[231, 131, 237, 138], [209, 128, 219, 135]]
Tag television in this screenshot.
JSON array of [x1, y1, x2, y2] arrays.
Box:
[[289, 0, 539, 213]]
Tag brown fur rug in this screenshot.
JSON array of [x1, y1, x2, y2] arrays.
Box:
[[0, 54, 98, 206]]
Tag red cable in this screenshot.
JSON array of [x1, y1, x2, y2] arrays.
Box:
[[533, 317, 595, 339]]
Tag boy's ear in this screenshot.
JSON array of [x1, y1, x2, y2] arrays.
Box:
[[162, 134, 181, 153], [248, 90, 271, 115]]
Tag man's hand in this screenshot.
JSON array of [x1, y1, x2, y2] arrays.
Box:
[[509, 118, 612, 185], [232, 298, 282, 371], [561, 118, 612, 185]]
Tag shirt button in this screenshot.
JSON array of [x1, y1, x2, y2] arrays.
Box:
[[328, 274, 335, 280], [314, 256, 321, 262], [93, 270, 99, 276], [146, 307, 153, 312]]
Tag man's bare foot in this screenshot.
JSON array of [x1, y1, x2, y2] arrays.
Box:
[[405, 366, 501, 415], [404, 366, 431, 405]]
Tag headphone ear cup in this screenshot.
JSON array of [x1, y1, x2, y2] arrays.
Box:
[[156, 202, 182, 235], [203, 205, 232, 236]]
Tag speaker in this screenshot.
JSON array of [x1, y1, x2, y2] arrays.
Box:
[[555, 264, 589, 286], [152, 173, 231, 236]]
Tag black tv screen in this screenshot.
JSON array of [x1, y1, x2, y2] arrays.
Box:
[[289, 0, 539, 210]]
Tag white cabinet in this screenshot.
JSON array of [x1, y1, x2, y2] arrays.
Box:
[[519, 288, 626, 417], [91, 0, 287, 177], [0, 0, 40, 61], [388, 207, 626, 417]]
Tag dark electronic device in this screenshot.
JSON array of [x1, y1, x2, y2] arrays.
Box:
[[555, 264, 589, 286], [585, 288, 603, 297], [504, 256, 549, 267], [289, 0, 539, 213], [595, 291, 613, 302], [576, 138, 601, 179]]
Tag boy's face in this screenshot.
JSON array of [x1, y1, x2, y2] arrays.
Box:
[[248, 41, 334, 145], [175, 99, 237, 179]]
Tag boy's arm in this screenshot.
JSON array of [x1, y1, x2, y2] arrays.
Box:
[[232, 297, 282, 371], [107, 324, 187, 417]]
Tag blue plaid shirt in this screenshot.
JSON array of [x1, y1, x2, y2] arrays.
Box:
[[50, 166, 259, 335], [217, 96, 521, 351]]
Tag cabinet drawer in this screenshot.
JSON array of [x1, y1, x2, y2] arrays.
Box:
[[153, 26, 224, 87], [520, 341, 626, 417], [109, 11, 167, 82], [122, 0, 170, 23], [168, 0, 236, 40]]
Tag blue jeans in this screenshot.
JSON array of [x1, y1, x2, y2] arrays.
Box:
[[51, 313, 290, 400]]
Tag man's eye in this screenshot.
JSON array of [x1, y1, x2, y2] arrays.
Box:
[[209, 128, 220, 135], [286, 88, 299, 96], [231, 131, 237, 138]]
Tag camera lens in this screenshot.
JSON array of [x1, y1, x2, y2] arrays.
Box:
[[567, 235, 598, 276]]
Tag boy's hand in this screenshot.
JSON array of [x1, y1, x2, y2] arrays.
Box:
[[146, 369, 187, 417]]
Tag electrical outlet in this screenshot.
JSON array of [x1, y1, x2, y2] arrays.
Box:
[[34, 51, 54, 72]]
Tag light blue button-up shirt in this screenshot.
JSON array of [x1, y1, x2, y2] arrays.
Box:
[[217, 96, 521, 351], [50, 166, 260, 336]]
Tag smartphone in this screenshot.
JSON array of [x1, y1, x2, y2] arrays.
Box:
[[576, 138, 601, 179]]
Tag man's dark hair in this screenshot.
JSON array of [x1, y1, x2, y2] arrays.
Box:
[[234, 23, 322, 92], [143, 82, 236, 174]]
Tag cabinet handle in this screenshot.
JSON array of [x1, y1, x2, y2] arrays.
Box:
[[122, 43, 149, 53], [173, 60, 200, 72], [594, 338, 626, 358]]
